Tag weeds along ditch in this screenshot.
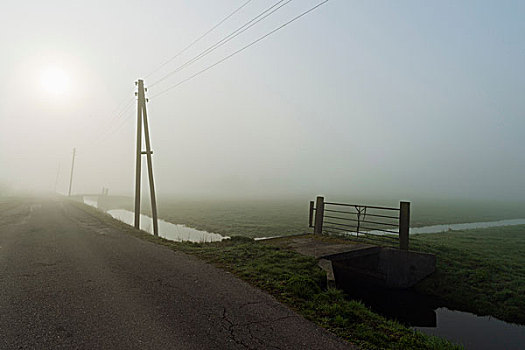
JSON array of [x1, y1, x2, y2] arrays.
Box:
[[411, 225, 525, 325]]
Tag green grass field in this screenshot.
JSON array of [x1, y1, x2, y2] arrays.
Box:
[[411, 225, 525, 325], [126, 196, 525, 239]]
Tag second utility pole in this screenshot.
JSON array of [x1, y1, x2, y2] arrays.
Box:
[[134, 79, 159, 236], [68, 148, 76, 196]]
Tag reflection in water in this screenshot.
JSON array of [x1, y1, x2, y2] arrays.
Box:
[[415, 308, 525, 350], [341, 218, 525, 237], [334, 272, 439, 327], [83, 198, 98, 208], [362, 218, 525, 236], [334, 265, 525, 350], [107, 209, 227, 243], [83, 197, 227, 243], [410, 218, 525, 234]]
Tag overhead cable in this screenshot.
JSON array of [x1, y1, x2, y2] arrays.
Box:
[[150, 0, 331, 99], [148, 0, 292, 88], [144, 0, 254, 79]]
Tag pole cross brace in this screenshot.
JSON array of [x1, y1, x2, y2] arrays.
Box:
[[141, 151, 153, 155]]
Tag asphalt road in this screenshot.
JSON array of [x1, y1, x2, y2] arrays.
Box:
[[0, 198, 352, 349]]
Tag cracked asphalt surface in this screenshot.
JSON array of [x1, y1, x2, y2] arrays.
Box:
[[0, 198, 353, 349]]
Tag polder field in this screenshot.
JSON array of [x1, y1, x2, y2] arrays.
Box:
[[128, 196, 525, 239]]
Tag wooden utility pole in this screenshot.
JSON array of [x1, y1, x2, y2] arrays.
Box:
[[68, 148, 76, 196], [134, 79, 159, 236], [134, 82, 143, 229]]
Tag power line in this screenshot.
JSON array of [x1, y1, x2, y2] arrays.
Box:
[[93, 102, 136, 144], [150, 0, 331, 100], [79, 99, 136, 149], [149, 0, 292, 88], [144, 0, 254, 79], [95, 96, 135, 134], [97, 105, 136, 144], [81, 93, 135, 147], [79, 1, 255, 151]]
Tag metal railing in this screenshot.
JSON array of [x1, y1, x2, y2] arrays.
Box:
[[309, 196, 410, 250]]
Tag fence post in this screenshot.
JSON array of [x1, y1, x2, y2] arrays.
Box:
[[308, 201, 315, 228], [314, 196, 325, 235], [399, 201, 410, 250]]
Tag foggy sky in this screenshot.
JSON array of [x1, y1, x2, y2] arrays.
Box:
[[1, 0, 524, 201]]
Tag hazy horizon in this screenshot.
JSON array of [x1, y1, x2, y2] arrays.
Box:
[[1, 1, 524, 202]]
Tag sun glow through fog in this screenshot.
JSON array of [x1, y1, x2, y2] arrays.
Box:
[[40, 67, 69, 95]]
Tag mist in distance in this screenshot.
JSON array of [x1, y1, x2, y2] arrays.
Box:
[[1, 0, 524, 203]]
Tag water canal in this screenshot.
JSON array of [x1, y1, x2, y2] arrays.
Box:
[[334, 270, 525, 349], [83, 197, 227, 243]]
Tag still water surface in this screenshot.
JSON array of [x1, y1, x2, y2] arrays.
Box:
[[410, 218, 525, 234], [335, 270, 525, 350], [415, 308, 525, 350], [83, 198, 227, 243], [362, 218, 525, 236]]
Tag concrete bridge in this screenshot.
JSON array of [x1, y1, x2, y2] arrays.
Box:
[[264, 235, 436, 289]]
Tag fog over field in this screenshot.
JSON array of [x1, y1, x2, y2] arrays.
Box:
[[1, 1, 524, 202]]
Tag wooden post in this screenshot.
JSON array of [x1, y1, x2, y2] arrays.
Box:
[[141, 93, 159, 237], [308, 200, 314, 228], [68, 148, 76, 196], [399, 201, 410, 250], [314, 196, 325, 235], [134, 80, 143, 230]]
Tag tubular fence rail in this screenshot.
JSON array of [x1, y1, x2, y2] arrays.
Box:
[[309, 196, 410, 250]]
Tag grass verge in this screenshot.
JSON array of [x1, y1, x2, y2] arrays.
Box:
[[74, 201, 461, 350], [411, 225, 525, 325], [302, 224, 525, 326]]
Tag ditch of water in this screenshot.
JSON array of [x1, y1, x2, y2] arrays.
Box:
[[334, 269, 525, 350], [83, 197, 227, 243], [362, 218, 525, 236], [410, 218, 525, 234]]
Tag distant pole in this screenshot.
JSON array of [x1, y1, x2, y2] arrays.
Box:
[[134, 81, 143, 229], [68, 148, 76, 196], [134, 79, 159, 236]]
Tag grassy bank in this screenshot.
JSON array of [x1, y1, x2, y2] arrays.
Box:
[[411, 225, 525, 325], [75, 201, 460, 349], [137, 199, 309, 238], [318, 224, 525, 325]]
